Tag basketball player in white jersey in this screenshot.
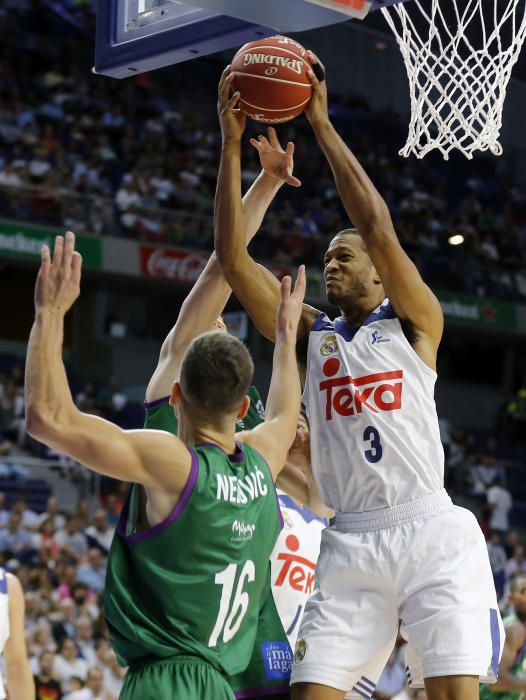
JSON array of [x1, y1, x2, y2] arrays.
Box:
[[0, 568, 35, 699], [215, 60, 503, 700]]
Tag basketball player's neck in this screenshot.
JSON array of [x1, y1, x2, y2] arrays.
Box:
[[339, 289, 386, 327], [178, 413, 237, 454]]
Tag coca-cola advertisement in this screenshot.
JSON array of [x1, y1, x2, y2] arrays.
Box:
[[140, 245, 208, 283], [141, 244, 292, 285]]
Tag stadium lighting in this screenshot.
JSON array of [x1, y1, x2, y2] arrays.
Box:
[[448, 234, 464, 246]]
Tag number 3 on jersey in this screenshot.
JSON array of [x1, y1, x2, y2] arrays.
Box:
[[363, 426, 383, 463], [209, 560, 255, 647]]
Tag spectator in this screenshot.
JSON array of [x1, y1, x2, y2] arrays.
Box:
[[0, 492, 10, 527], [34, 519, 61, 565], [55, 516, 88, 563], [487, 476, 513, 535], [0, 511, 35, 562], [34, 649, 63, 700], [103, 494, 121, 528], [37, 497, 66, 530], [84, 511, 114, 554], [70, 583, 100, 622], [100, 648, 124, 699], [11, 498, 40, 530], [63, 667, 112, 700], [76, 549, 106, 595], [50, 598, 77, 643], [505, 545, 526, 583], [53, 638, 88, 692], [487, 532, 508, 600], [74, 616, 97, 667]]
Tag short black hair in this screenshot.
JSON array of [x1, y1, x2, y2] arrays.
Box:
[[180, 332, 254, 416]]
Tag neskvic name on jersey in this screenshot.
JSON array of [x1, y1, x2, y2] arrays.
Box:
[[303, 300, 444, 513]]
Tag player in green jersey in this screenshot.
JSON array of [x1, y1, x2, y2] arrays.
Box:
[[25, 230, 306, 700], [143, 90, 330, 698], [480, 575, 526, 700]]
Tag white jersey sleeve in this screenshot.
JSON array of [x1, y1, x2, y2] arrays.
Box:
[[303, 299, 444, 513]]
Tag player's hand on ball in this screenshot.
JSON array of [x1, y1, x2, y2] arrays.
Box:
[[34, 231, 82, 314], [250, 127, 301, 188], [277, 265, 306, 338], [218, 66, 246, 142], [305, 51, 329, 128]]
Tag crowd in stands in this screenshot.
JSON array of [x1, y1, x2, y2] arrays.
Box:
[[1, 9, 526, 303]]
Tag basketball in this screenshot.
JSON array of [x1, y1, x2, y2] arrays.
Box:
[[231, 35, 312, 124]]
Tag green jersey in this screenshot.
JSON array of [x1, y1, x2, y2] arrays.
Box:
[[143, 386, 265, 434], [104, 441, 282, 679], [142, 390, 292, 696], [480, 615, 526, 700]]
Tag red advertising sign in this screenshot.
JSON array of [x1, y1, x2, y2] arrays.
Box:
[[140, 245, 208, 283], [141, 244, 292, 285]]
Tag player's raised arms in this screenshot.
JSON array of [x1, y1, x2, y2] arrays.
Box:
[[146, 132, 293, 402], [214, 67, 319, 346], [305, 53, 443, 369]]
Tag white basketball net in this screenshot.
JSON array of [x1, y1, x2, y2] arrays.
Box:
[[381, 0, 526, 159]]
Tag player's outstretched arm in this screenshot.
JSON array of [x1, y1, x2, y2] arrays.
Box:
[[146, 143, 294, 402], [306, 54, 443, 366], [240, 267, 305, 479], [4, 573, 35, 700], [489, 621, 526, 692], [214, 67, 317, 344], [25, 233, 191, 492]]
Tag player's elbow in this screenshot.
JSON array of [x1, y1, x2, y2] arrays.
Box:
[[26, 403, 70, 444]]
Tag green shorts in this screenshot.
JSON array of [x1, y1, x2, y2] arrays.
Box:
[[121, 655, 235, 700]]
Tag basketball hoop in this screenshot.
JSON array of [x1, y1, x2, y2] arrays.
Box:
[[381, 0, 526, 159]]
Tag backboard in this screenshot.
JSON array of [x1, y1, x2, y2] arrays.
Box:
[[94, 0, 408, 78]]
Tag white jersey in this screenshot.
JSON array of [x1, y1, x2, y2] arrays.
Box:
[[0, 569, 9, 700], [303, 299, 444, 513], [271, 491, 327, 648]]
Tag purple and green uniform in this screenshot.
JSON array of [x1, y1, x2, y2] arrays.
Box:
[[104, 433, 285, 700], [111, 388, 292, 699], [480, 615, 526, 700]]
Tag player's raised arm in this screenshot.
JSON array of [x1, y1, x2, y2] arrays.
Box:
[[146, 126, 295, 402], [25, 233, 191, 493], [4, 573, 34, 700], [214, 67, 317, 344], [306, 54, 443, 367], [240, 266, 305, 479]]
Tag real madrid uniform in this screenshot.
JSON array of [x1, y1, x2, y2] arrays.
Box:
[[291, 300, 504, 696]]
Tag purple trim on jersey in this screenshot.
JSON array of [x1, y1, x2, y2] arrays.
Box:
[[514, 623, 526, 667], [0, 569, 6, 594], [143, 395, 170, 410], [490, 608, 502, 677], [351, 686, 370, 700], [118, 450, 199, 544], [312, 301, 397, 343], [235, 685, 290, 698], [196, 441, 245, 463]]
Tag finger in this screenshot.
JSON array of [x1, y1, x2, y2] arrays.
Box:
[[71, 251, 83, 285], [280, 275, 292, 301], [41, 244, 51, 274], [293, 265, 306, 300], [226, 91, 241, 111], [218, 65, 231, 93], [53, 235, 64, 269], [249, 137, 264, 153], [267, 127, 282, 150], [286, 175, 302, 188], [62, 231, 75, 275], [257, 135, 272, 149], [285, 141, 295, 158], [307, 68, 319, 89]]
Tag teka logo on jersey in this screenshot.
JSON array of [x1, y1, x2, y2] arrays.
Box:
[[371, 330, 391, 345], [274, 534, 316, 594], [320, 358, 403, 420], [243, 53, 304, 74]]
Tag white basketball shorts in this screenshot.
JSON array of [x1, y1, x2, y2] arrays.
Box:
[[290, 489, 504, 697]]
